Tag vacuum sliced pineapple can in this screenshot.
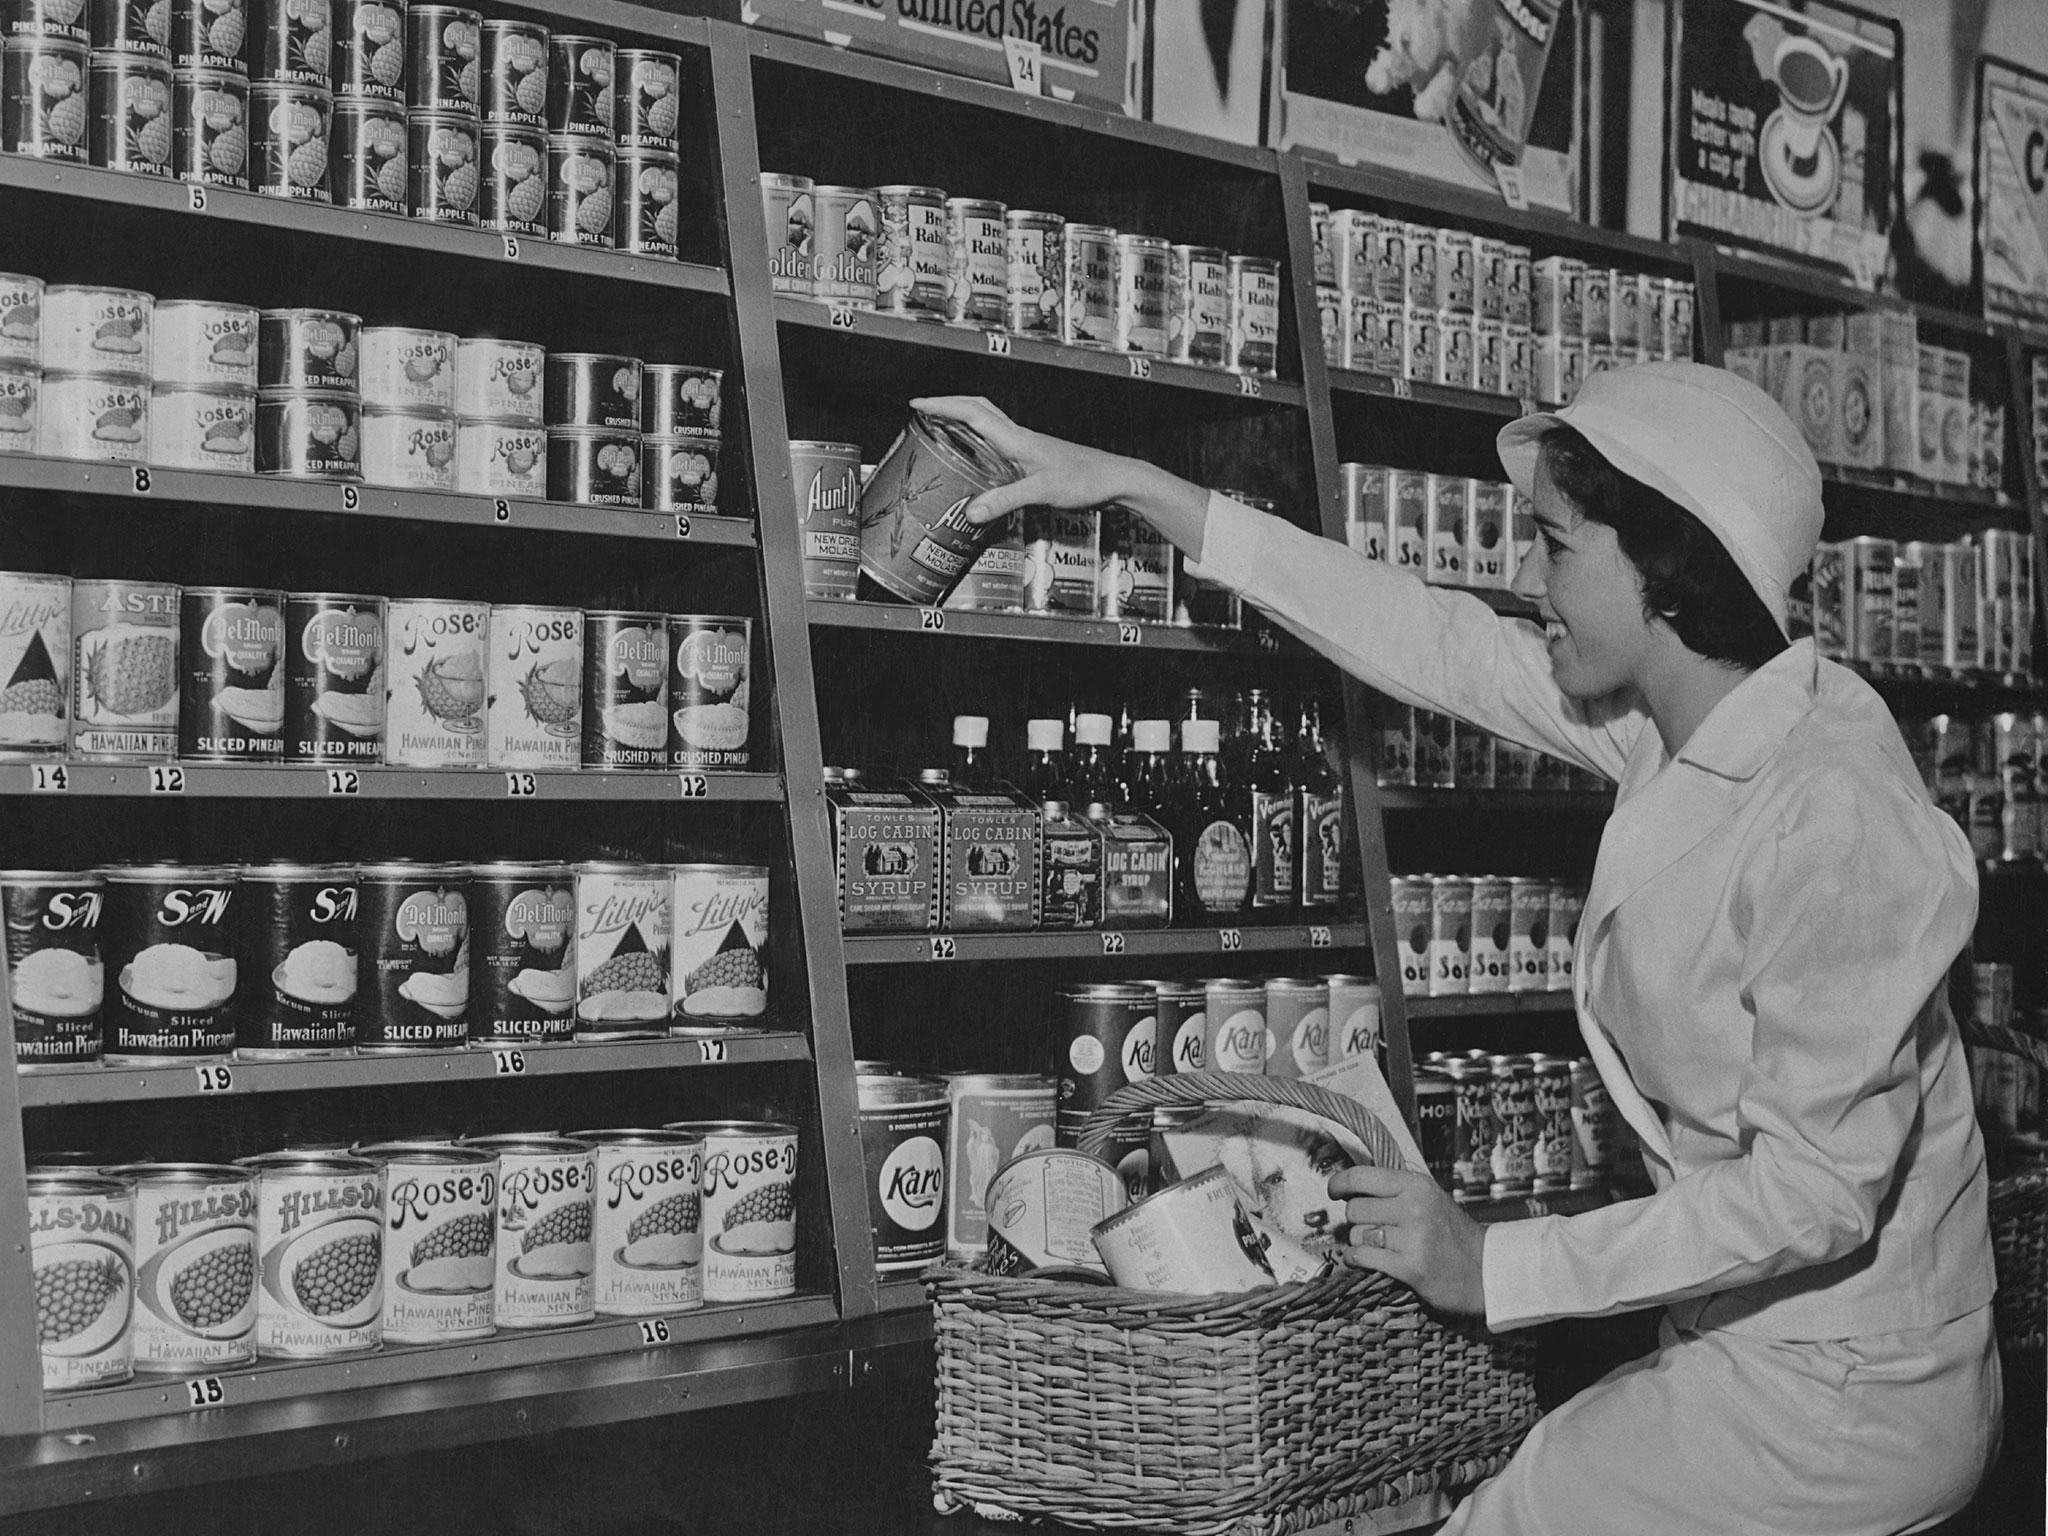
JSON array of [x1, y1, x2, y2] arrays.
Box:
[[383, 597, 487, 768], [569, 1129, 705, 1316], [662, 1120, 797, 1303]]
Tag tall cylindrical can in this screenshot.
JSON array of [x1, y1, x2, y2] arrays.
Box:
[[2, 870, 104, 1068], [485, 603, 580, 770], [1263, 977, 1329, 1078], [101, 863, 238, 1064], [467, 861, 574, 1043], [1203, 976, 1267, 1075], [382, 596, 487, 769], [1412, 1070, 1457, 1193], [354, 862, 469, 1052], [283, 591, 383, 763], [572, 1129, 705, 1317], [810, 184, 878, 307], [617, 149, 678, 261], [1003, 209, 1063, 338], [1428, 875, 1472, 996], [178, 585, 284, 762], [1112, 233, 1169, 356], [1326, 975, 1381, 1065], [0, 569, 70, 759], [1060, 222, 1118, 349], [579, 609, 667, 770], [1054, 982, 1157, 1133], [462, 1134, 595, 1328], [1487, 1055, 1536, 1199], [478, 122, 545, 235], [3, 36, 91, 163], [88, 51, 173, 177], [876, 184, 948, 320], [406, 107, 480, 227], [573, 861, 670, 1039], [761, 171, 813, 297], [1226, 255, 1280, 376], [1467, 874, 1511, 995], [857, 409, 1021, 607], [360, 1142, 496, 1344], [940, 1073, 1055, 1262], [786, 440, 860, 600], [944, 196, 1005, 327], [249, 80, 330, 201], [547, 132, 613, 247], [1507, 875, 1549, 992], [1391, 873, 1433, 996], [1547, 882, 1583, 993], [71, 576, 177, 762], [240, 1152, 383, 1358], [28, 1171, 135, 1390], [234, 862, 358, 1058], [12, 0, 91, 44], [669, 862, 766, 1026], [334, 0, 406, 101], [1167, 243, 1228, 366], [405, 3, 478, 113], [856, 1075, 947, 1273], [1152, 977, 1205, 1075], [110, 1162, 258, 1373], [1569, 1058, 1616, 1191], [478, 17, 544, 126], [544, 33, 611, 138], [614, 47, 680, 152], [1531, 1055, 1574, 1194], [1444, 1055, 1494, 1203], [667, 613, 751, 771], [665, 1119, 798, 1303]]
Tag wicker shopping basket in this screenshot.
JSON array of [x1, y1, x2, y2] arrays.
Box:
[[929, 1074, 1540, 1536]]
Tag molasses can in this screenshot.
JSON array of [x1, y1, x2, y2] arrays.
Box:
[[234, 861, 358, 1057], [178, 585, 285, 762], [812, 183, 878, 306], [1167, 243, 1228, 366], [580, 610, 666, 769], [460, 1134, 595, 1328], [100, 863, 240, 1064], [1061, 222, 1117, 348], [360, 1142, 496, 1343], [943, 196, 1005, 327], [28, 1171, 136, 1390], [573, 1128, 705, 1315], [404, 3, 478, 114], [613, 47, 680, 152], [545, 32, 611, 137], [664, 1120, 797, 1303], [354, 861, 469, 1051], [468, 860, 575, 1043], [478, 16, 544, 126], [876, 183, 947, 319], [173, 66, 249, 187], [2, 870, 104, 1067], [1003, 209, 1063, 337], [88, 51, 172, 176], [71, 576, 178, 762], [1226, 255, 1280, 376], [857, 409, 1021, 606], [1113, 233, 1169, 356], [283, 591, 383, 763], [407, 108, 478, 225], [109, 1162, 258, 1373], [478, 122, 545, 235], [2, 36, 89, 161], [334, 0, 405, 101], [787, 440, 861, 600]]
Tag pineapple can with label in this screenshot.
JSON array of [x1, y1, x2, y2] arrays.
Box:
[[284, 591, 384, 763], [460, 1134, 596, 1328], [580, 609, 667, 769], [669, 863, 766, 1025], [485, 603, 580, 770], [574, 861, 670, 1039], [106, 1162, 258, 1373], [383, 596, 487, 768], [179, 586, 285, 762], [664, 1120, 796, 1303], [0, 570, 69, 758], [469, 861, 575, 1043], [28, 1171, 136, 1391], [666, 613, 749, 770], [71, 577, 177, 761], [238, 1153, 384, 1358], [571, 1129, 705, 1316], [359, 1143, 497, 1344]]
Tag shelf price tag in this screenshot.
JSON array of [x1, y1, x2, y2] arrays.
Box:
[[1218, 928, 1243, 952], [31, 764, 66, 792], [325, 769, 361, 796], [187, 185, 209, 214], [638, 1318, 672, 1346], [185, 1376, 226, 1408], [1100, 931, 1126, 955], [827, 302, 858, 331], [194, 1065, 234, 1094], [1389, 377, 1413, 399], [677, 773, 710, 799], [492, 1048, 527, 1076], [928, 935, 957, 961], [1308, 925, 1334, 949], [149, 766, 186, 794], [341, 485, 360, 512], [505, 771, 539, 798], [696, 1038, 728, 1064], [494, 499, 512, 523], [674, 514, 692, 539], [502, 235, 521, 261], [986, 331, 1011, 357], [1003, 33, 1045, 95], [1236, 373, 1262, 399], [1493, 165, 1529, 211], [1127, 356, 1152, 380], [132, 466, 152, 494], [918, 608, 946, 632], [1116, 623, 1141, 646]]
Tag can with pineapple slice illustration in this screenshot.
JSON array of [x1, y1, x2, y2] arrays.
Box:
[[92, 0, 171, 59], [384, 597, 486, 767], [105, 1162, 258, 1373], [238, 1152, 383, 1358], [666, 613, 749, 770], [571, 1128, 705, 1316], [460, 1133, 595, 1328], [480, 18, 545, 127], [405, 3, 479, 115], [618, 148, 679, 261], [479, 122, 545, 236], [284, 590, 383, 762], [255, 0, 334, 87], [664, 1120, 797, 1302], [360, 407, 454, 491], [258, 308, 359, 392], [573, 861, 669, 1040], [335, 0, 405, 102], [0, 363, 35, 455], [3, 36, 90, 163], [454, 416, 543, 497], [150, 384, 254, 471], [545, 33, 612, 139], [155, 299, 258, 391], [178, 585, 285, 761], [10, 0, 91, 44], [0, 572, 67, 759], [355, 861, 468, 1051], [0, 272, 42, 365], [669, 863, 766, 1026], [359, 1143, 497, 1343], [360, 326, 455, 413], [408, 108, 477, 226], [332, 94, 404, 212], [255, 389, 359, 479], [469, 861, 574, 1043], [485, 602, 580, 770], [250, 79, 330, 202], [547, 132, 613, 248], [172, 66, 249, 188], [580, 609, 665, 769], [235, 861, 358, 1057], [173, 0, 250, 74], [39, 372, 148, 462], [454, 335, 542, 422], [42, 285, 152, 378], [72, 577, 177, 761], [88, 51, 171, 176], [615, 47, 680, 153], [2, 869, 104, 1066], [101, 862, 239, 1063], [28, 1171, 136, 1390]]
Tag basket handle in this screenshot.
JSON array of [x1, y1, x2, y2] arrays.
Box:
[[1076, 1071, 1410, 1173]]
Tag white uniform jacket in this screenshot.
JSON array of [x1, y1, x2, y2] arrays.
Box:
[[1201, 492, 1996, 1342]]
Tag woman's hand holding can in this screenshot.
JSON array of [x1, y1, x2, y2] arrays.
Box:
[[1329, 1162, 1488, 1316]]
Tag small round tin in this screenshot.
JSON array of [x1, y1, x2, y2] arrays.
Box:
[[665, 615, 750, 770], [2, 36, 89, 162], [812, 184, 877, 307], [249, 79, 330, 201], [857, 408, 1020, 606], [258, 307, 358, 392], [43, 284, 152, 377], [28, 1171, 135, 1391], [855, 1074, 948, 1273], [255, 390, 360, 480], [1060, 221, 1117, 348], [546, 132, 613, 247], [571, 1128, 705, 1316], [11, 0, 91, 44], [0, 362, 35, 452], [1003, 209, 1063, 337], [333, 0, 404, 101], [407, 108, 477, 225], [453, 416, 543, 498], [149, 385, 254, 471], [454, 335, 541, 421], [405, 3, 478, 114], [70, 577, 176, 761], [88, 51, 172, 176], [382, 595, 485, 767], [330, 94, 405, 212], [233, 861, 358, 1056], [1, 869, 104, 1066], [172, 0, 248, 73], [38, 371, 147, 461], [108, 1162, 258, 1373], [617, 148, 678, 261], [614, 47, 679, 152], [283, 591, 383, 763], [178, 584, 285, 761], [640, 437, 713, 513], [641, 363, 719, 443], [544, 351, 639, 429], [546, 427, 639, 506], [100, 862, 240, 1062], [255, 0, 331, 86], [545, 32, 611, 138], [579, 609, 666, 770], [171, 66, 249, 188], [662, 1120, 796, 1303], [239, 1152, 383, 1357], [355, 861, 469, 1051], [359, 325, 455, 413], [468, 860, 575, 1041], [1113, 233, 1169, 356], [479, 122, 545, 235], [0, 271, 43, 364], [483, 604, 580, 771], [154, 298, 258, 390], [572, 862, 670, 1039], [980, 1146, 1123, 1277], [91, 0, 170, 56], [761, 171, 813, 297], [361, 1142, 497, 1343], [359, 406, 454, 491], [460, 1133, 594, 1329], [943, 195, 1005, 327], [479, 17, 545, 126], [1227, 254, 1281, 377], [876, 184, 947, 319]]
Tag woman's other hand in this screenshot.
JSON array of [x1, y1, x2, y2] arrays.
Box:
[[1329, 1163, 1488, 1316]]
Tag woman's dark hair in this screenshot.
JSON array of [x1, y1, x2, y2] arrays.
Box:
[[1538, 425, 1789, 672]]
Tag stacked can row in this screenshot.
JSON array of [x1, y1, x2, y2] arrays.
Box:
[[1372, 703, 1606, 795], [761, 176, 1281, 377], [1412, 1051, 1619, 1204], [3, 858, 769, 1068], [0, 2, 689, 259], [1340, 462, 1528, 592], [1799, 530, 2034, 681], [0, 575, 755, 772], [1904, 709, 2048, 867], [26, 1120, 798, 1390], [1390, 874, 1587, 998], [1306, 204, 1696, 402], [1723, 310, 2002, 491]]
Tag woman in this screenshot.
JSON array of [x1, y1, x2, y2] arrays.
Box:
[[916, 361, 2002, 1535]]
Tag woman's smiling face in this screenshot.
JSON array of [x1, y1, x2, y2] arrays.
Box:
[[1509, 458, 1659, 701]]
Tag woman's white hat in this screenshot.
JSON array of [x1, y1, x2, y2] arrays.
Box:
[[1495, 361, 1824, 633]]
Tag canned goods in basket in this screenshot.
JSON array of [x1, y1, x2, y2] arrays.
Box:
[[468, 861, 574, 1042], [0, 271, 41, 364], [548, 133, 614, 248], [479, 122, 546, 235], [1168, 244, 1228, 367], [980, 1146, 1124, 1277], [107, 1162, 258, 1372], [383, 596, 485, 767], [172, 0, 247, 72], [618, 149, 679, 260], [331, 95, 405, 212], [256, 390, 360, 479], [89, 52, 172, 175], [666, 614, 749, 771], [355, 862, 468, 1051], [944, 196, 1006, 327], [2, 869, 104, 1066], [239, 1152, 383, 1357], [455, 336, 541, 421], [614, 48, 679, 152], [406, 3, 479, 114], [250, 80, 330, 201], [334, 0, 404, 100], [762, 172, 814, 297], [259, 307, 359, 392], [154, 299, 257, 391], [9, 0, 90, 43], [39, 372, 147, 461], [876, 184, 947, 320], [643, 364, 720, 440], [477, 21, 545, 130], [574, 861, 670, 1039], [359, 326, 455, 413], [664, 1120, 797, 1303], [0, 362, 34, 453], [571, 1129, 705, 1315], [788, 439, 860, 600], [1227, 255, 1280, 377], [670, 862, 766, 1023], [44, 284, 152, 377], [485, 602, 579, 771], [174, 67, 249, 188], [1000, 209, 1062, 338], [360, 407, 454, 491], [1092, 1164, 1278, 1294], [357, 1142, 496, 1343], [457, 1134, 594, 1327], [148, 385, 251, 471], [455, 416, 542, 499], [91, 0, 168, 56], [284, 591, 383, 763], [856, 1074, 947, 1272], [857, 409, 1022, 607], [580, 609, 666, 769], [409, 109, 478, 226], [255, 0, 332, 85], [71, 577, 177, 761], [179, 585, 284, 761], [942, 1072, 1055, 1262], [100, 862, 240, 1063], [2, 37, 89, 162], [234, 861, 358, 1057], [547, 427, 639, 506], [28, 1171, 135, 1390]]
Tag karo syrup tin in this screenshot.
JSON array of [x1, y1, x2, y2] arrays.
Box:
[[454, 416, 543, 498], [71, 576, 177, 762], [408, 108, 478, 226], [580, 611, 665, 769], [642, 363, 720, 440], [235, 861, 359, 1057], [38, 372, 147, 462], [355, 861, 469, 1051], [172, 67, 250, 188], [479, 18, 545, 127], [571, 1128, 705, 1316], [479, 123, 546, 235], [27, 1171, 136, 1391], [856, 1074, 947, 1272], [360, 326, 455, 413], [383, 596, 486, 768], [331, 94, 405, 213], [178, 584, 285, 762], [405, 3, 479, 114], [547, 133, 614, 248], [250, 79, 330, 201], [255, 390, 359, 479], [573, 861, 670, 1039], [664, 1120, 797, 1303], [88, 51, 172, 176], [359, 1143, 497, 1344], [258, 307, 359, 392], [107, 1162, 259, 1373], [614, 48, 680, 153], [1, 870, 104, 1067], [100, 862, 240, 1063], [284, 591, 383, 763], [468, 861, 574, 1043], [360, 407, 453, 490], [43, 285, 151, 377], [670, 863, 766, 1024], [154, 299, 258, 390], [2, 37, 90, 162], [334, 0, 404, 100], [545, 33, 612, 138], [0, 569, 69, 758], [666, 612, 749, 770], [238, 1152, 384, 1358], [484, 602, 579, 770], [460, 1132, 596, 1328], [454, 335, 542, 422]]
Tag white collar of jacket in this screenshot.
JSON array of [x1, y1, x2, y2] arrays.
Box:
[[1574, 639, 1823, 1165]]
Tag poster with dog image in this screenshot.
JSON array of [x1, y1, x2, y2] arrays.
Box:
[[1667, 0, 1901, 290], [1276, 0, 1580, 214], [1975, 57, 2048, 326]]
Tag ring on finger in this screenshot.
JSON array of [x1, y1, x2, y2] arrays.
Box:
[[1365, 1223, 1387, 1250]]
